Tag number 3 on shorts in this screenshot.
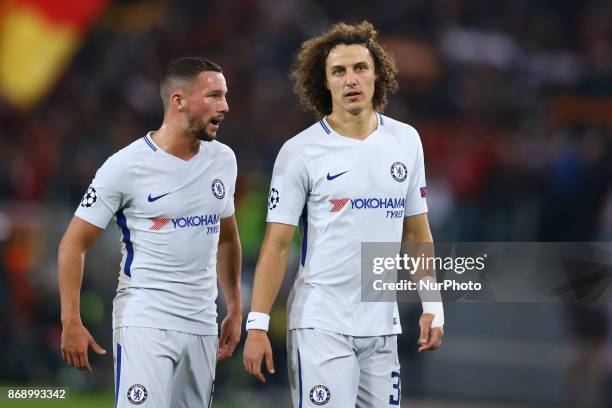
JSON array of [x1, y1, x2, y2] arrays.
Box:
[[389, 371, 401, 405]]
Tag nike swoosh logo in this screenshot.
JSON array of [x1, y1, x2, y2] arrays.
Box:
[[326, 171, 348, 180], [247, 319, 255, 323], [147, 193, 170, 202]]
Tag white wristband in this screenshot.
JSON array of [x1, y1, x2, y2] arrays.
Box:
[[417, 276, 445, 328], [246, 312, 270, 331]]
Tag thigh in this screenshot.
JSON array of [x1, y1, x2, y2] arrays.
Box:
[[355, 336, 401, 408], [288, 329, 359, 408], [170, 334, 218, 408], [113, 327, 175, 408]]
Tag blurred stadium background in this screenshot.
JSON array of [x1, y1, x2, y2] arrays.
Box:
[[1, 0, 611, 407]]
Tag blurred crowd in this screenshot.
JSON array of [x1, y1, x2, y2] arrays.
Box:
[[1, 0, 611, 405]]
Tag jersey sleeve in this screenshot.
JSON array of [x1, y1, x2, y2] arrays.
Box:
[[266, 141, 309, 226], [404, 131, 428, 216], [75, 155, 126, 229], [220, 149, 237, 219]]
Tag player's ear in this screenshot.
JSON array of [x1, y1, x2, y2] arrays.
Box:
[[171, 91, 185, 112]]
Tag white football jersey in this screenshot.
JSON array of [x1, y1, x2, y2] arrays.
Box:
[[267, 114, 428, 336], [75, 132, 236, 335]]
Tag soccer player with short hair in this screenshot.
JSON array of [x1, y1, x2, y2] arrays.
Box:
[[58, 57, 242, 407], [243, 22, 444, 407]]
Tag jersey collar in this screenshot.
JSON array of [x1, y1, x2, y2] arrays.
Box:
[[320, 113, 384, 140]]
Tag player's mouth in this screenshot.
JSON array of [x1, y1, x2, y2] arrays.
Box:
[[209, 116, 224, 130], [344, 90, 362, 101]]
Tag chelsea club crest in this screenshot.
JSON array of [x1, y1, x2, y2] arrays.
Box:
[[212, 179, 225, 199], [390, 162, 408, 182], [127, 384, 147, 405], [310, 384, 331, 405]]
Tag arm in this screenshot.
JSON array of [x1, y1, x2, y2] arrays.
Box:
[[216, 215, 243, 361], [250, 222, 295, 313], [243, 222, 296, 383], [402, 213, 434, 282], [402, 213, 444, 352], [58, 216, 107, 372]]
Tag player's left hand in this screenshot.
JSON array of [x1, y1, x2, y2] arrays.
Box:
[[218, 311, 242, 361], [418, 313, 444, 352]]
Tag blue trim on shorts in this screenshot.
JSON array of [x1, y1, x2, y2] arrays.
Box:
[[208, 380, 215, 408], [115, 343, 122, 408], [298, 349, 303, 408]]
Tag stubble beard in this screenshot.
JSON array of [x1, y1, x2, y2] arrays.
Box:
[[193, 127, 215, 142], [188, 116, 215, 142]]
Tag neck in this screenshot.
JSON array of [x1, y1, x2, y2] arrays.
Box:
[[326, 107, 378, 140], [150, 121, 201, 161]]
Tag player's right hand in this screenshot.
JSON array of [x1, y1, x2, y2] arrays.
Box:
[[61, 320, 106, 373], [243, 330, 275, 383]]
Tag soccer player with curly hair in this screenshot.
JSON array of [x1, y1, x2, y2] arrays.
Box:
[[244, 21, 444, 407]]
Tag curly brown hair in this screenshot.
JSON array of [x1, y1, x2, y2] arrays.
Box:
[[290, 21, 399, 118]]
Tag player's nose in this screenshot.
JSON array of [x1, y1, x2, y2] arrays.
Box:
[[345, 69, 357, 86], [219, 97, 229, 113]]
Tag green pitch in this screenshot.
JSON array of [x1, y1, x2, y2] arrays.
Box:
[[0, 391, 111, 407], [0, 391, 281, 408]]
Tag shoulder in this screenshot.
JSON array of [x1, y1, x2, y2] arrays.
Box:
[[277, 121, 323, 158], [380, 114, 421, 142], [97, 136, 150, 174], [207, 141, 237, 178], [207, 140, 236, 162], [87, 137, 151, 194]]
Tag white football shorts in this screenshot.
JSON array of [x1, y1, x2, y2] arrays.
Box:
[[113, 327, 217, 408], [288, 328, 401, 407]]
